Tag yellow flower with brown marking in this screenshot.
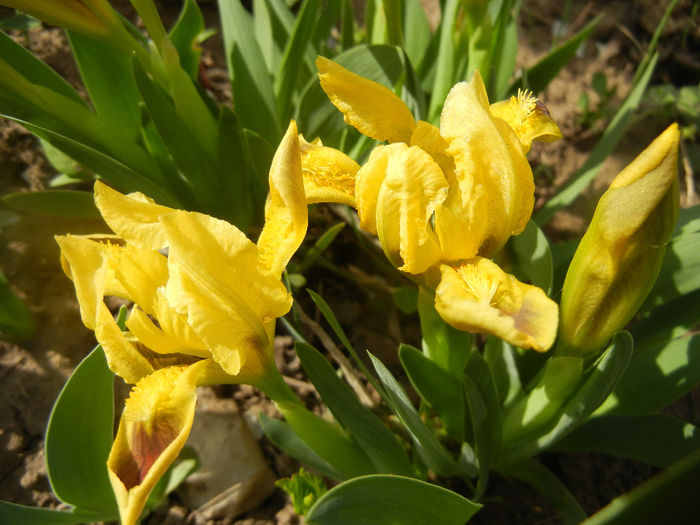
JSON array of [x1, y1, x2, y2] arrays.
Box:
[[303, 57, 562, 351], [56, 122, 306, 525]]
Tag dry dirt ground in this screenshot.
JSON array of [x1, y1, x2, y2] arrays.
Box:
[[0, 1, 698, 524]]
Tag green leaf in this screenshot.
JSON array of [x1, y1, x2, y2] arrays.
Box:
[[673, 203, 700, 236], [274, 0, 321, 122], [581, 447, 700, 525], [402, 0, 431, 72], [369, 353, 476, 477], [502, 219, 553, 294], [535, 53, 659, 225], [554, 414, 700, 468], [510, 14, 603, 96], [417, 287, 473, 377], [2, 190, 99, 219], [643, 231, 700, 309], [276, 468, 327, 516], [218, 0, 280, 145], [306, 474, 481, 525], [0, 501, 106, 525], [427, 0, 459, 122], [399, 344, 466, 441], [45, 346, 117, 515], [631, 289, 700, 354], [275, 400, 376, 478], [597, 333, 700, 415], [296, 342, 412, 476], [507, 459, 587, 525], [169, 0, 206, 80], [0, 268, 34, 341], [489, 0, 519, 100], [299, 222, 345, 273], [483, 337, 522, 408], [259, 413, 344, 480]]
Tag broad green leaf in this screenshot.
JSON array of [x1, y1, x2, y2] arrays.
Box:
[[507, 459, 587, 525], [0, 30, 83, 105], [427, 0, 459, 122], [631, 290, 700, 354], [45, 346, 117, 515], [68, 31, 142, 135], [274, 0, 321, 122], [554, 414, 700, 468], [296, 342, 412, 476], [673, 203, 700, 236], [483, 337, 522, 408], [402, 0, 431, 71], [2, 190, 99, 219], [253, 0, 281, 74], [509, 14, 603, 96], [418, 286, 473, 377], [399, 344, 466, 441], [0, 501, 107, 525], [0, 268, 34, 341], [489, 0, 519, 100], [581, 447, 700, 525], [535, 53, 659, 225], [218, 0, 280, 144], [168, 0, 206, 80], [299, 223, 345, 273], [369, 353, 476, 477], [501, 219, 553, 294], [502, 333, 633, 464], [306, 475, 482, 525], [643, 231, 700, 308], [275, 401, 376, 478], [259, 413, 344, 480], [597, 333, 700, 415]]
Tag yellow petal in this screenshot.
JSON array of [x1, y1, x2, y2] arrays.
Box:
[[316, 56, 415, 143], [355, 145, 392, 235], [108, 243, 168, 315], [96, 302, 155, 384], [489, 90, 562, 154], [108, 365, 198, 525], [257, 121, 308, 278], [94, 181, 173, 250], [161, 210, 291, 376], [409, 121, 455, 177], [559, 124, 680, 355], [375, 144, 448, 274], [440, 73, 534, 257], [435, 259, 558, 352], [300, 135, 359, 206]]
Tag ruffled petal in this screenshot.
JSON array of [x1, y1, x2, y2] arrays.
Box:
[[107, 365, 198, 525], [375, 144, 448, 274], [257, 121, 308, 278], [316, 56, 415, 143], [489, 90, 562, 153], [435, 259, 558, 352], [440, 73, 534, 257], [355, 145, 392, 235], [161, 211, 291, 376], [300, 135, 359, 206], [108, 243, 168, 315], [94, 181, 173, 250]]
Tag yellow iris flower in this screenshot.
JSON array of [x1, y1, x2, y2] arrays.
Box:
[[56, 122, 306, 525], [305, 57, 562, 351]]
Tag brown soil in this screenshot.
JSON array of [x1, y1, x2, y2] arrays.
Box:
[[1, 1, 698, 524]]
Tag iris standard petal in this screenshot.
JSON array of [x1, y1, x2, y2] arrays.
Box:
[[489, 90, 562, 154], [107, 365, 198, 525], [440, 73, 534, 257], [355, 145, 393, 235], [300, 135, 359, 206], [374, 144, 448, 274], [108, 243, 168, 315], [435, 259, 558, 352], [257, 121, 308, 279], [162, 210, 291, 376], [316, 56, 415, 144], [94, 181, 173, 250]]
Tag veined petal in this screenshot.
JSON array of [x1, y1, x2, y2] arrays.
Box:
[[257, 121, 308, 278], [316, 56, 415, 143], [161, 211, 291, 376], [108, 365, 197, 525], [440, 73, 534, 256], [94, 181, 173, 250], [300, 135, 359, 206], [96, 302, 155, 384], [375, 144, 448, 274], [489, 90, 562, 154], [435, 259, 558, 352]]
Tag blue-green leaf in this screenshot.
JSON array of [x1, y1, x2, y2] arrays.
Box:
[[2, 190, 99, 219], [306, 474, 482, 525], [45, 346, 117, 515], [0, 501, 107, 525]]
